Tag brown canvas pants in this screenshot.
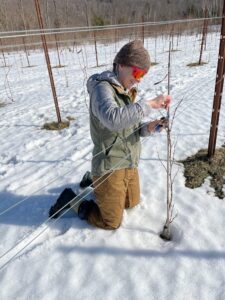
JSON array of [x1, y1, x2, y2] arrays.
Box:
[[87, 168, 140, 230]]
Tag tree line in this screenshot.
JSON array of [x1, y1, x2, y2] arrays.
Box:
[[0, 0, 223, 32]]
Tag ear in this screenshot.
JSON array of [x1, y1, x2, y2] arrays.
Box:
[[118, 64, 125, 71]]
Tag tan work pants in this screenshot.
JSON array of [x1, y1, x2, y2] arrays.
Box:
[[87, 168, 140, 230]]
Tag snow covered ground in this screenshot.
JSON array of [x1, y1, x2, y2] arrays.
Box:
[[0, 32, 225, 300]]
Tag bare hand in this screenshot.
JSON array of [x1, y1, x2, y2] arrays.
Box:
[[147, 117, 168, 133], [147, 94, 171, 109]]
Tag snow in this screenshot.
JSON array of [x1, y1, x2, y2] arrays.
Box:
[[0, 32, 225, 300]]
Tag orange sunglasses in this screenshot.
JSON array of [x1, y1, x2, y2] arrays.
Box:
[[131, 66, 147, 81]]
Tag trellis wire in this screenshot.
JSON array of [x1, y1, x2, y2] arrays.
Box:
[[0, 16, 222, 40], [0, 131, 160, 270]]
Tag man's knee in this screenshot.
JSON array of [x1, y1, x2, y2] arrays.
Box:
[[88, 213, 122, 230], [131, 197, 140, 208], [86, 201, 123, 230], [101, 211, 123, 230], [125, 197, 140, 209], [104, 220, 121, 230]]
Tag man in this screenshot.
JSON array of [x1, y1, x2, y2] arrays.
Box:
[[49, 40, 171, 230]]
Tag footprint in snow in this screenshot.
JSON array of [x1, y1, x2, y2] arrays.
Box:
[[25, 139, 46, 151], [0, 154, 20, 165]]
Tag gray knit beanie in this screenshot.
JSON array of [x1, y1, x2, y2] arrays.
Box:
[[113, 40, 151, 72]]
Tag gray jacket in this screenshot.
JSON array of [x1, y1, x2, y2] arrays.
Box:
[[87, 71, 152, 136], [87, 70, 152, 176]]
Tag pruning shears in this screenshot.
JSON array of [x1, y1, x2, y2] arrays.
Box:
[[155, 116, 169, 132]]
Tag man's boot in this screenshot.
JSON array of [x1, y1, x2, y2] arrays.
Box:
[[77, 200, 95, 220], [80, 171, 93, 188], [49, 188, 76, 218]]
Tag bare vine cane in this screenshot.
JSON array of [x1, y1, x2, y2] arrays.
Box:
[[160, 41, 174, 241]]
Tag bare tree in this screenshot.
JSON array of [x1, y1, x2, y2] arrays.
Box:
[[0, 0, 221, 32]]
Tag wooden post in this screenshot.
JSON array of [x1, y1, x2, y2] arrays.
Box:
[[52, 0, 62, 67], [199, 8, 208, 65], [22, 37, 31, 67], [93, 31, 99, 67], [54, 34, 62, 67], [142, 16, 145, 45], [0, 39, 7, 67], [154, 34, 157, 63], [72, 34, 76, 52], [34, 0, 61, 123], [208, 0, 225, 157], [204, 11, 209, 51], [114, 28, 117, 53], [170, 25, 174, 51]]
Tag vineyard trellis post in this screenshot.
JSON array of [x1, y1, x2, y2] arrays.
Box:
[[34, 0, 62, 124], [0, 39, 7, 67], [208, 0, 225, 157], [93, 30, 99, 67], [22, 37, 31, 67], [54, 34, 62, 67], [142, 16, 145, 45], [52, 0, 62, 68], [199, 8, 209, 65], [114, 28, 117, 52]]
